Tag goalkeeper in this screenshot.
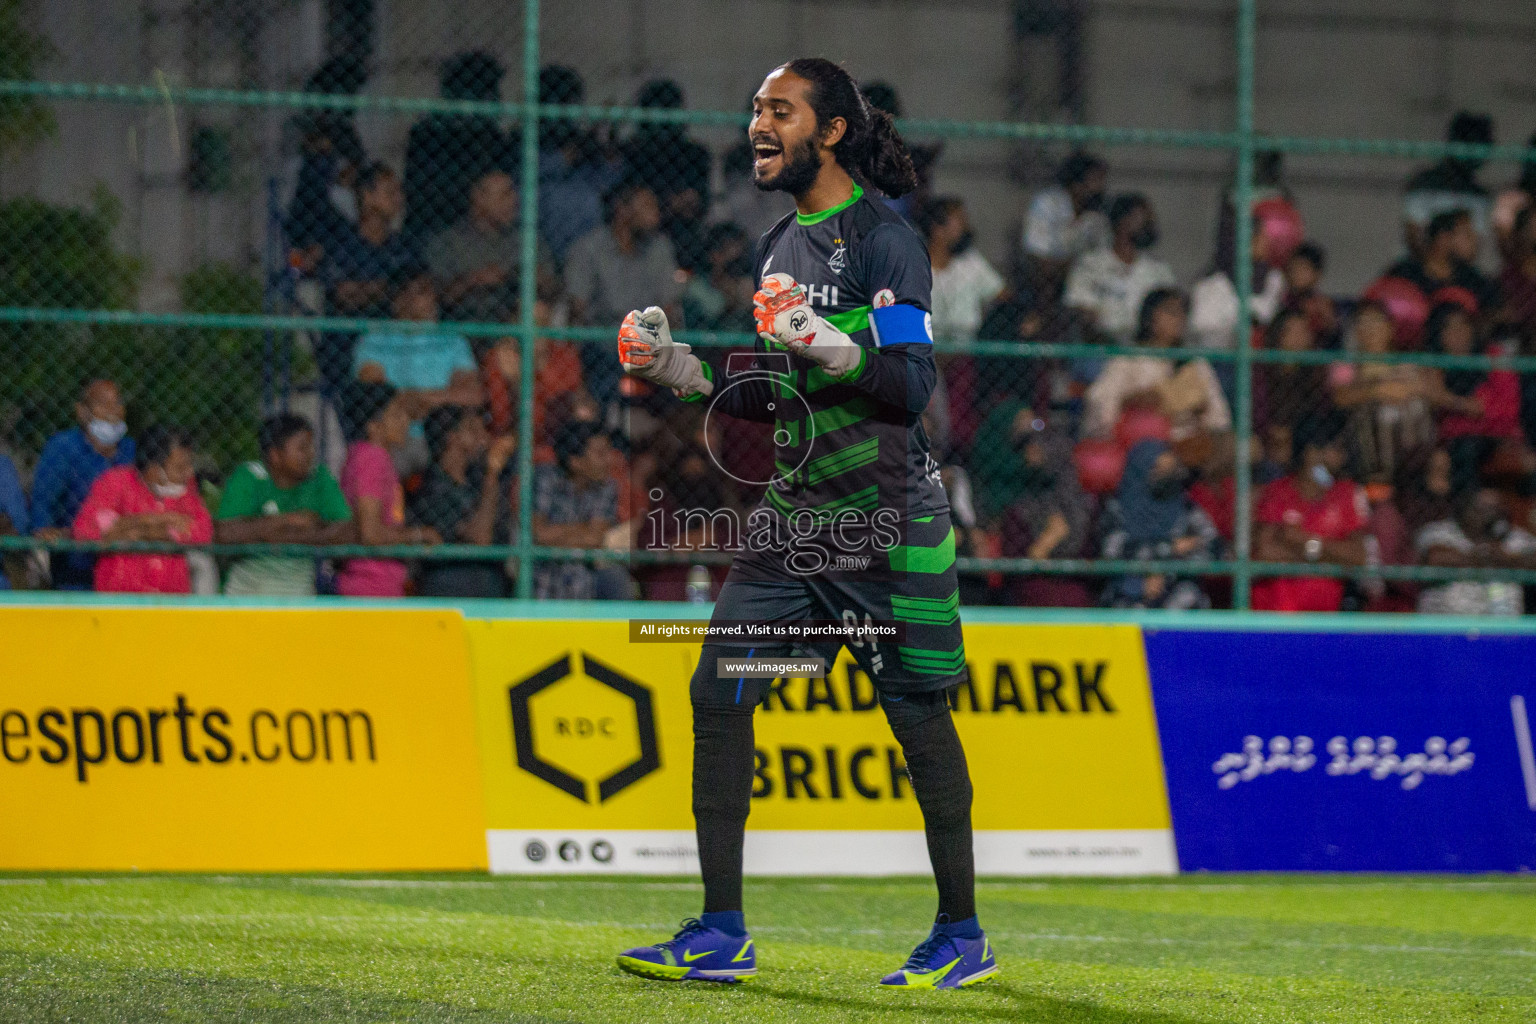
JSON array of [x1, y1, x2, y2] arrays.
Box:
[[612, 57, 993, 991]]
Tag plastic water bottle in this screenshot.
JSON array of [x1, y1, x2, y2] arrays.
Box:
[[686, 565, 711, 603]]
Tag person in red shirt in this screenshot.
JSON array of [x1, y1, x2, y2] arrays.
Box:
[[71, 424, 213, 593], [1421, 302, 1527, 491], [1252, 413, 1371, 612]]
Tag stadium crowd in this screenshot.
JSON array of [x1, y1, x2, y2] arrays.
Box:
[[5, 55, 1536, 616]]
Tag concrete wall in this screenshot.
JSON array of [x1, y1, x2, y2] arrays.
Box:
[[4, 0, 1536, 305], [1087, 0, 1536, 289]]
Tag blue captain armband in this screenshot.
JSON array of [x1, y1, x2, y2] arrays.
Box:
[[867, 303, 933, 347]]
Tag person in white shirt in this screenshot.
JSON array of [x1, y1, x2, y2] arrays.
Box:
[[1064, 194, 1176, 343], [1083, 287, 1231, 441], [920, 196, 1007, 343], [1023, 152, 1109, 294], [1417, 487, 1536, 615], [1189, 215, 1286, 352]]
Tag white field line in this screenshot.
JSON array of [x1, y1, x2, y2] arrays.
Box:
[[2, 911, 1533, 960]]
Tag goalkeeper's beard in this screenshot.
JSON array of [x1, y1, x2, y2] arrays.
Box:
[[753, 135, 822, 197]]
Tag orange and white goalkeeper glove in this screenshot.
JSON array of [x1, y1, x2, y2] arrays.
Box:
[[617, 306, 712, 398], [752, 273, 863, 378]]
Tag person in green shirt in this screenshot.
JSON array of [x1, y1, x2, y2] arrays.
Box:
[[214, 414, 355, 595]]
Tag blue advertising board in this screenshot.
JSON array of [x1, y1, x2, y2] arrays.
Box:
[[1144, 629, 1536, 872]]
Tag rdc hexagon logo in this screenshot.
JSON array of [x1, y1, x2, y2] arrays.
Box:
[[507, 652, 661, 803]]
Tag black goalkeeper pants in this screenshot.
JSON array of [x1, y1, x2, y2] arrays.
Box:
[[689, 643, 976, 923]]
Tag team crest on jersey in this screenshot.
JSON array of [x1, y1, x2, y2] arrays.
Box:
[[872, 288, 896, 308], [828, 240, 847, 274]]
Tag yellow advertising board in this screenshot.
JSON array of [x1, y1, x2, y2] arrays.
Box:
[[466, 620, 1174, 875], [0, 607, 485, 871]]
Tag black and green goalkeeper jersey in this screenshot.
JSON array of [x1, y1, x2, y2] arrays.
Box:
[[694, 183, 949, 523]]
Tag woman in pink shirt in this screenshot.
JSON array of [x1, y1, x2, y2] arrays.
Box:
[[337, 381, 440, 596], [71, 424, 212, 593]]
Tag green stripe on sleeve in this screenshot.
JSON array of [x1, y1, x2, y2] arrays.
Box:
[[824, 305, 872, 335]]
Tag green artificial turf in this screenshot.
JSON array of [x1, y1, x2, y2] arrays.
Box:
[[1, 873, 1533, 1023]]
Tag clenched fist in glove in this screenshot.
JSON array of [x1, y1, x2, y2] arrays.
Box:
[[617, 306, 713, 398], [752, 273, 864, 379]]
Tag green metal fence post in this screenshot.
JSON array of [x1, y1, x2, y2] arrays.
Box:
[[515, 0, 541, 599], [1231, 0, 1257, 610]]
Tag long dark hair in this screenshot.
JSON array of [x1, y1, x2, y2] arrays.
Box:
[[135, 423, 191, 472], [1135, 287, 1187, 344], [1423, 300, 1482, 397], [778, 58, 917, 198]]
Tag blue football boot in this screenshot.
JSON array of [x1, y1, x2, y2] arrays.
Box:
[[879, 924, 998, 989], [616, 918, 757, 983]]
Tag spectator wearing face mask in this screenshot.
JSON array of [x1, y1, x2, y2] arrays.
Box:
[[70, 424, 212, 594], [30, 377, 136, 590], [1417, 487, 1536, 615], [917, 195, 1005, 453], [1023, 152, 1110, 298], [1099, 440, 1219, 610], [1252, 413, 1372, 613], [1064, 193, 1176, 344], [920, 196, 1007, 345]]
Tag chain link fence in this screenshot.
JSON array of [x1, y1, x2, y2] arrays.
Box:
[[4, 0, 1536, 613]]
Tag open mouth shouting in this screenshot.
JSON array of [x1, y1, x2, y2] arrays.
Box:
[[752, 136, 784, 177]]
